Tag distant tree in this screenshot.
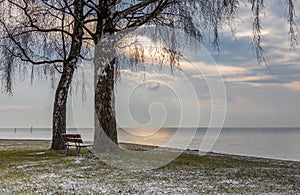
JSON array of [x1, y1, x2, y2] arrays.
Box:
[[0, 0, 297, 152]]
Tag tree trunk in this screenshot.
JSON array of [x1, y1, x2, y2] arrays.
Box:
[[50, 0, 84, 150], [51, 65, 75, 150], [92, 12, 129, 152], [93, 58, 119, 152]]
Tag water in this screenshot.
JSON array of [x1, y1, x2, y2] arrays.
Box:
[[1, 127, 300, 162]]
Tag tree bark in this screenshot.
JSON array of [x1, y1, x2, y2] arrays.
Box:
[[92, 30, 120, 152], [92, 23, 130, 152], [51, 65, 75, 150], [93, 59, 118, 152]]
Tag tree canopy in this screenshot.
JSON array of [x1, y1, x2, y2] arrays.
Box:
[[0, 0, 297, 90], [0, 0, 297, 151]]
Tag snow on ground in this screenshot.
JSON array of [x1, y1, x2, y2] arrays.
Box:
[[1, 150, 300, 194], [0, 140, 300, 194]]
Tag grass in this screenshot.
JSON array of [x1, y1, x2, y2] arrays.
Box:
[[1, 147, 300, 194]]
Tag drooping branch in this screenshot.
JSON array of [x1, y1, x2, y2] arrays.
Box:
[[116, 0, 168, 21], [126, 0, 174, 28], [250, 0, 266, 65], [0, 20, 65, 66], [286, 0, 298, 49]]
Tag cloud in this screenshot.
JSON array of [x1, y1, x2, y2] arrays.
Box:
[[224, 75, 277, 85], [235, 29, 270, 38], [145, 80, 166, 90], [0, 104, 32, 111], [182, 60, 246, 78], [217, 65, 247, 76], [284, 81, 300, 92], [119, 69, 177, 84]]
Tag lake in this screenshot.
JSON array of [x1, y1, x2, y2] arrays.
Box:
[[1, 127, 300, 162]]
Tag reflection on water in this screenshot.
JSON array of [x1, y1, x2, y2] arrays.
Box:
[[119, 128, 176, 146], [1, 127, 300, 162], [119, 127, 201, 149]]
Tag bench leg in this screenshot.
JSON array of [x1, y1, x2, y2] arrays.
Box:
[[66, 146, 69, 155], [76, 146, 80, 156]]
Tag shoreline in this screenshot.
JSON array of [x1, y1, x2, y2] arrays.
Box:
[[119, 142, 300, 168], [1, 139, 300, 167]]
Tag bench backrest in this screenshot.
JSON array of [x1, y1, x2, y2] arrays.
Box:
[[61, 134, 84, 144]]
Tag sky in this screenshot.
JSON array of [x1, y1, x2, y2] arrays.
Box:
[[0, 1, 300, 128]]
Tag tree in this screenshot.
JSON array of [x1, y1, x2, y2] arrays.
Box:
[[0, 0, 297, 152], [0, 0, 85, 150], [81, 0, 297, 152]]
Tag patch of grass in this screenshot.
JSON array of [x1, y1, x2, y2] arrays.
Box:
[[0, 149, 56, 164], [0, 148, 300, 194]]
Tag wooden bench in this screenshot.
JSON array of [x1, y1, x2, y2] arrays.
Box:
[[61, 133, 92, 155]]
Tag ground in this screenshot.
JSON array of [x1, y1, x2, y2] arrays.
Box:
[[0, 140, 300, 194]]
